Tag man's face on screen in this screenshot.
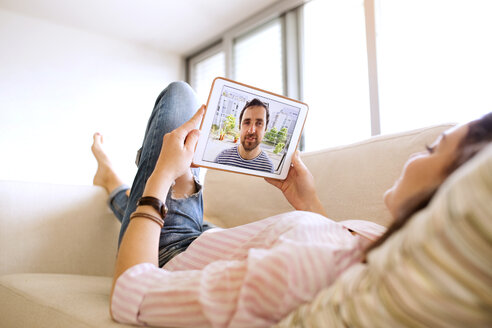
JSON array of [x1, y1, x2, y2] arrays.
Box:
[[240, 106, 267, 152]]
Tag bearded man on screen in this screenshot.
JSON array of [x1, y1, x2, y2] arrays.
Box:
[[215, 98, 274, 173]]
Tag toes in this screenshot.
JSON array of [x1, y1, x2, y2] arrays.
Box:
[[93, 132, 104, 145]]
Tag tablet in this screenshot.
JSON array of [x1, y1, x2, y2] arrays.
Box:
[[193, 77, 308, 180]]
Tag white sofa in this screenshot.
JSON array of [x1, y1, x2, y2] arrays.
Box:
[[0, 124, 454, 328]]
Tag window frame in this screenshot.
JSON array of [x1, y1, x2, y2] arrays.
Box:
[[186, 0, 306, 95], [232, 16, 286, 95], [186, 41, 223, 85], [186, 0, 381, 146]]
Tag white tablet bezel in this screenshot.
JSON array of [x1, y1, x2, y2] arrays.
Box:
[[193, 77, 308, 180]]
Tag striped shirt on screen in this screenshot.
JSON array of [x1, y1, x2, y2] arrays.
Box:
[[215, 145, 274, 173]]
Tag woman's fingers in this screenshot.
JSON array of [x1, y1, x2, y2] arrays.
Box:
[[292, 150, 310, 175], [176, 106, 205, 138], [291, 150, 304, 168]]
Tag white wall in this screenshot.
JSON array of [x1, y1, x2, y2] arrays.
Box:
[[0, 9, 183, 185]]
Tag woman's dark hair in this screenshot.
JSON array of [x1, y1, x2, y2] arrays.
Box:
[[366, 112, 492, 254]]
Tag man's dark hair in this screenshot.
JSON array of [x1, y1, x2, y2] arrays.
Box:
[[239, 98, 269, 129]]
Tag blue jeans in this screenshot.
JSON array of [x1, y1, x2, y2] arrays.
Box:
[[112, 81, 213, 267]]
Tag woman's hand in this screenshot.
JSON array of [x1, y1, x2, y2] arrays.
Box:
[[265, 150, 326, 216], [144, 106, 205, 198]]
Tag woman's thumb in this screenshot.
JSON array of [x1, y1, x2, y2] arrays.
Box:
[[185, 129, 200, 150], [292, 150, 307, 170]]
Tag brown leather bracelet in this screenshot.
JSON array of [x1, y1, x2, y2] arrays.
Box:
[[130, 212, 164, 228], [137, 196, 168, 219]]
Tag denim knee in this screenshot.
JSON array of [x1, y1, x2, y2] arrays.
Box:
[[166, 81, 196, 98]]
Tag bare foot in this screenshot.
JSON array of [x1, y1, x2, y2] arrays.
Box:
[[91, 133, 126, 194]]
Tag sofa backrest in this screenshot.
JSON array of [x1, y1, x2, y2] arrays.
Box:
[[203, 124, 455, 228], [0, 123, 455, 276], [0, 181, 119, 276]]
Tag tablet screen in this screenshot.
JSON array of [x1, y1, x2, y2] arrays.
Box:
[[193, 78, 308, 180]]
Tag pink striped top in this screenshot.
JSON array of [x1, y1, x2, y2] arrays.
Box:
[[111, 211, 385, 327]]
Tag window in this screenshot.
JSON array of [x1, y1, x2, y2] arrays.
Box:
[[302, 0, 371, 150], [233, 19, 285, 95], [189, 50, 226, 104], [377, 0, 492, 133], [188, 0, 492, 152], [187, 0, 372, 151]]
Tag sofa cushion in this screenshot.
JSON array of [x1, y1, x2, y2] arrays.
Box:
[[0, 273, 132, 328], [275, 143, 492, 327], [0, 182, 120, 276]]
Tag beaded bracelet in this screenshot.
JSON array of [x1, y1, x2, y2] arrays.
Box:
[[130, 211, 164, 228]]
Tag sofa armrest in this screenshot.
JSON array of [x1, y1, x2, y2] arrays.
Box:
[[203, 124, 455, 228], [0, 181, 120, 276]]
